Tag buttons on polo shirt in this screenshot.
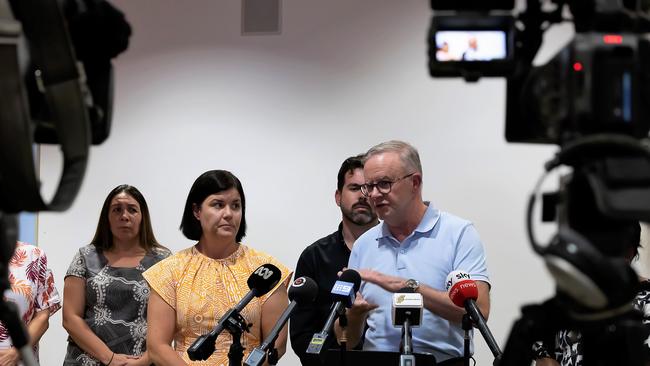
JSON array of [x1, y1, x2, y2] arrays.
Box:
[[396, 247, 407, 269]]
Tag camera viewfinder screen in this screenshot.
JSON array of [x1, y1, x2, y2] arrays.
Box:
[[435, 31, 507, 62]]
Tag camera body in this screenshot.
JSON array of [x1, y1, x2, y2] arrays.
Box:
[[506, 31, 650, 144], [428, 4, 650, 364], [428, 0, 650, 144]]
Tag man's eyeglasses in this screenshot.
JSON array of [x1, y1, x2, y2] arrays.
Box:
[[360, 172, 415, 197]]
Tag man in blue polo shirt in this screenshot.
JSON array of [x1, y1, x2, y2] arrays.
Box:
[[336, 140, 491, 365]]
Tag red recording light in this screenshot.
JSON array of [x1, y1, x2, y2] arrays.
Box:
[[573, 62, 583, 72], [603, 34, 623, 44]]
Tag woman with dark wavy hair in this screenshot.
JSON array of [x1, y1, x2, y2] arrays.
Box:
[[62, 185, 170, 366]]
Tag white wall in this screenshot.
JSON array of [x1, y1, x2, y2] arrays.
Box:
[[35, 1, 599, 364]]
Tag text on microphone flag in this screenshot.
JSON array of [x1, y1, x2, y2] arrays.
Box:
[[445, 270, 472, 291], [332, 281, 354, 296], [254, 266, 275, 280], [449, 280, 479, 307], [292, 277, 306, 287]]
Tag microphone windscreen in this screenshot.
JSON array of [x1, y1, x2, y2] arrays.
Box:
[[339, 269, 362, 292], [247, 263, 282, 296], [446, 270, 479, 307], [288, 276, 318, 304]]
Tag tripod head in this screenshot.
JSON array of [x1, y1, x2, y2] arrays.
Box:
[[498, 134, 650, 365], [528, 134, 650, 313]]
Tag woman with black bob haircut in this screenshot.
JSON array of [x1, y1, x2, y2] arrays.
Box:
[[63, 184, 171, 366], [180, 169, 247, 243], [144, 170, 292, 366]]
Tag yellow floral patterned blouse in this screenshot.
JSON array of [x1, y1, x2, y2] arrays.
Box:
[[143, 244, 292, 366]]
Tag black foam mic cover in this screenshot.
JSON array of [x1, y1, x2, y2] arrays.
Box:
[[288, 276, 318, 304], [339, 269, 362, 292], [247, 263, 282, 297]]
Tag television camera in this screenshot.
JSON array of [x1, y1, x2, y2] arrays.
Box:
[[429, 1, 650, 365], [0, 0, 130, 364]]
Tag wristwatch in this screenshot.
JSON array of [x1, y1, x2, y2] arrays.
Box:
[[405, 278, 420, 292]]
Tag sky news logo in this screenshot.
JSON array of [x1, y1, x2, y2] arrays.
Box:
[[445, 271, 471, 291]]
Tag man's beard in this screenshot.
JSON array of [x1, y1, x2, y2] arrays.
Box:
[[342, 203, 377, 226]]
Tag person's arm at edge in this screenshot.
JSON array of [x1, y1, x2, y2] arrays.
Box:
[[260, 284, 289, 366], [0, 310, 49, 366], [445, 222, 491, 322], [146, 289, 186, 366], [29, 246, 60, 347], [333, 306, 363, 350], [26, 309, 50, 346], [333, 291, 377, 350]]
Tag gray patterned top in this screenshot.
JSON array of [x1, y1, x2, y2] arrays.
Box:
[[63, 244, 170, 366]]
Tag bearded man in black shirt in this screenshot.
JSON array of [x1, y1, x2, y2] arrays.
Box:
[[290, 154, 379, 365]]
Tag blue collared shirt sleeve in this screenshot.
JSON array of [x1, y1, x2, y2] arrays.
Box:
[[452, 223, 490, 285]]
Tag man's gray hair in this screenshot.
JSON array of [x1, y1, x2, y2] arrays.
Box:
[[364, 140, 422, 174]]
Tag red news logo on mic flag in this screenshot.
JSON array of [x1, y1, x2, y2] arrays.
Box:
[[445, 270, 479, 308]]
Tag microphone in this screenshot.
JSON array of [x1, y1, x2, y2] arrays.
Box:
[[187, 263, 282, 361], [392, 290, 423, 327], [445, 270, 502, 359], [244, 276, 319, 366], [305, 269, 362, 355], [392, 289, 423, 364]]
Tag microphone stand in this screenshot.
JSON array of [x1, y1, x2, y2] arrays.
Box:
[[338, 310, 347, 366], [266, 338, 279, 365], [399, 318, 416, 366], [462, 313, 472, 366], [188, 306, 255, 362], [223, 310, 251, 366], [246, 337, 279, 366], [465, 302, 502, 364], [306, 301, 345, 355]]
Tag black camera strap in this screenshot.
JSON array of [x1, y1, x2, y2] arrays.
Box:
[[0, 0, 90, 213]]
